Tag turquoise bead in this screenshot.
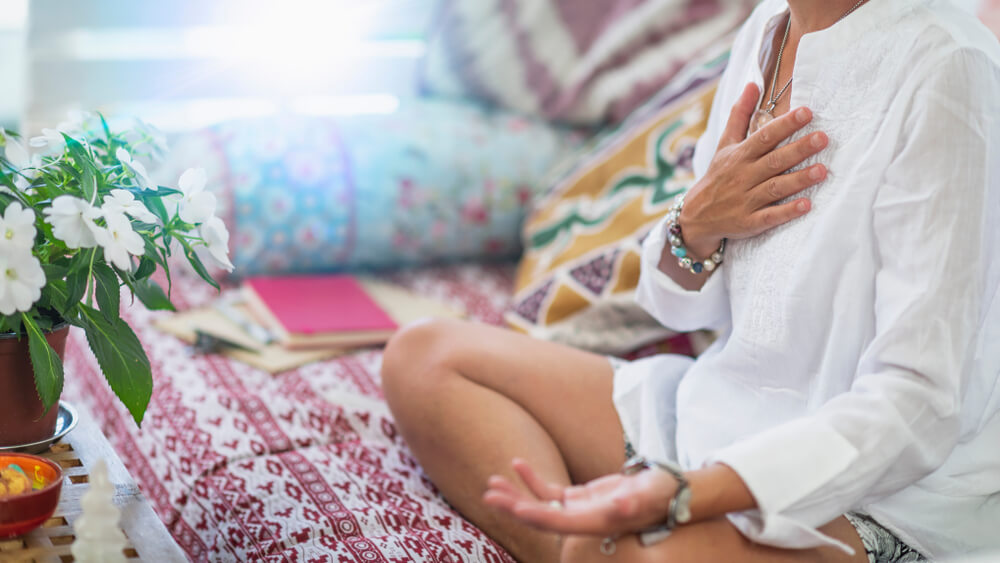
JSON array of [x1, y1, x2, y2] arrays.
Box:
[[672, 247, 687, 258]]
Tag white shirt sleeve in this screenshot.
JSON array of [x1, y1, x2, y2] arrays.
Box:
[[634, 217, 731, 332], [633, 35, 740, 334], [707, 48, 1000, 552]]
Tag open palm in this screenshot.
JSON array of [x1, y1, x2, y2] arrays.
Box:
[[483, 458, 677, 536]]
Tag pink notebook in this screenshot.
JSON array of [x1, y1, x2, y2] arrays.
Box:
[[244, 275, 398, 348]]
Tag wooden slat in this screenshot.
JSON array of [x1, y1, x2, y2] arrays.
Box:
[[29, 0, 435, 38], [4, 414, 186, 562]]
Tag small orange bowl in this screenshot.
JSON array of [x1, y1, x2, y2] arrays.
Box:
[[0, 453, 63, 539]]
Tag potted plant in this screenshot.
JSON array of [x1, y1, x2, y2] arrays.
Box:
[[0, 113, 234, 447]]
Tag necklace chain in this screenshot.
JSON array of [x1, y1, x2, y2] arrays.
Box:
[[764, 0, 870, 113]]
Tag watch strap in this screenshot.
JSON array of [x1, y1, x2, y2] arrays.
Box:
[[622, 455, 692, 546]]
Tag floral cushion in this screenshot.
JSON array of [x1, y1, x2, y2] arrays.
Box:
[[505, 45, 729, 355], [420, 0, 753, 126], [159, 98, 583, 277]]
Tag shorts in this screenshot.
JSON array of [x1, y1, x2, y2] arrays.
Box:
[[609, 357, 927, 563], [844, 513, 927, 563]]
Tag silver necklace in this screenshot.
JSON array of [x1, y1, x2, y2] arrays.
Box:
[[749, 0, 871, 134]]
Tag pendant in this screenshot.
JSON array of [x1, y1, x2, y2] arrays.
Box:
[[748, 108, 774, 136], [747, 109, 774, 136]]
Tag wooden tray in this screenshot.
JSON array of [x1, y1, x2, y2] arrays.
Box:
[[0, 414, 185, 562]]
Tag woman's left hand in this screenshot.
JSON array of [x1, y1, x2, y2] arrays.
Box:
[[483, 458, 678, 536]]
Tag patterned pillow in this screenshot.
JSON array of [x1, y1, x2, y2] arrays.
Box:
[[420, 0, 752, 126], [157, 98, 583, 277], [504, 47, 728, 354]]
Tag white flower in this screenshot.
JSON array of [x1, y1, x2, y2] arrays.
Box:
[[102, 190, 157, 224], [115, 148, 155, 190], [2, 134, 27, 194], [0, 202, 36, 251], [28, 111, 90, 154], [172, 168, 216, 224], [28, 128, 67, 154], [3, 131, 47, 192], [4, 132, 29, 168], [0, 248, 45, 315], [199, 215, 234, 272], [94, 212, 144, 271], [43, 196, 101, 249], [60, 110, 92, 133]]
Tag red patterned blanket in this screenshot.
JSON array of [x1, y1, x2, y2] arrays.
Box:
[[63, 264, 519, 562]]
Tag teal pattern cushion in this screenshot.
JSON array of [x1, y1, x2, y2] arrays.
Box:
[[161, 98, 583, 277]]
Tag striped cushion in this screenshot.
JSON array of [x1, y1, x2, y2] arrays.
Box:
[[421, 0, 752, 125], [504, 45, 728, 354]]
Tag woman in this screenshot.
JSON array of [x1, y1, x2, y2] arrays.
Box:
[[381, 0, 1000, 560]]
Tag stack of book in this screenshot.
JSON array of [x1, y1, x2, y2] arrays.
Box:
[[242, 275, 401, 350], [155, 274, 462, 373]]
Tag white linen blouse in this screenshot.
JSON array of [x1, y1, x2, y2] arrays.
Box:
[[612, 0, 1000, 558]]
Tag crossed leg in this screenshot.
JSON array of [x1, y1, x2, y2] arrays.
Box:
[[560, 517, 867, 563], [380, 319, 867, 563], [381, 319, 626, 561]]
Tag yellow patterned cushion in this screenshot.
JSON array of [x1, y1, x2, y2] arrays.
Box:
[[505, 61, 724, 354]]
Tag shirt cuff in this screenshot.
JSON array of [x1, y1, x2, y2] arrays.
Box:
[[635, 216, 728, 332], [706, 417, 861, 554]]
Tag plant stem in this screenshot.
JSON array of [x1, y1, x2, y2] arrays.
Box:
[[84, 248, 97, 307]]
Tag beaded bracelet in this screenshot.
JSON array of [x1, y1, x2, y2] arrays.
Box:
[[666, 194, 725, 275]]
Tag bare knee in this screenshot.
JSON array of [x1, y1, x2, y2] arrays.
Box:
[[560, 534, 694, 563], [561, 536, 612, 563], [381, 318, 464, 408]]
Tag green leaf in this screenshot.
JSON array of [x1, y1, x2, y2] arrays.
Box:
[[133, 278, 175, 311], [34, 316, 55, 332], [78, 305, 152, 426], [21, 313, 64, 415], [41, 263, 70, 282], [80, 164, 98, 202], [141, 193, 171, 225], [150, 186, 181, 198], [66, 249, 94, 275], [42, 279, 71, 316], [65, 266, 90, 308], [181, 242, 220, 291], [92, 263, 121, 321], [98, 112, 112, 142], [142, 237, 165, 267], [63, 134, 92, 172], [134, 257, 155, 280], [0, 315, 20, 333]]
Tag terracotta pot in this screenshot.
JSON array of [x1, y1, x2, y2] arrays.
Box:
[[0, 324, 69, 448]]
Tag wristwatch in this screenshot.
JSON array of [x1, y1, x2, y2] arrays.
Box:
[[622, 455, 693, 546]]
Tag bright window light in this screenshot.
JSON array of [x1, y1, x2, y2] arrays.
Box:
[[0, 0, 28, 30], [50, 29, 425, 62], [289, 94, 400, 116]]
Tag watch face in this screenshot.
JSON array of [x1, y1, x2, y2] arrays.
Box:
[[675, 488, 693, 523]]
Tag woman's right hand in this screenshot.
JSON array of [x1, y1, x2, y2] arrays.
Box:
[[678, 83, 830, 259]]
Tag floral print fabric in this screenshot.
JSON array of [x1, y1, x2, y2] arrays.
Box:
[[161, 98, 583, 277]]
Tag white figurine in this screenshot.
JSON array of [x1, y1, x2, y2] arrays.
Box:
[[71, 460, 127, 563]]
